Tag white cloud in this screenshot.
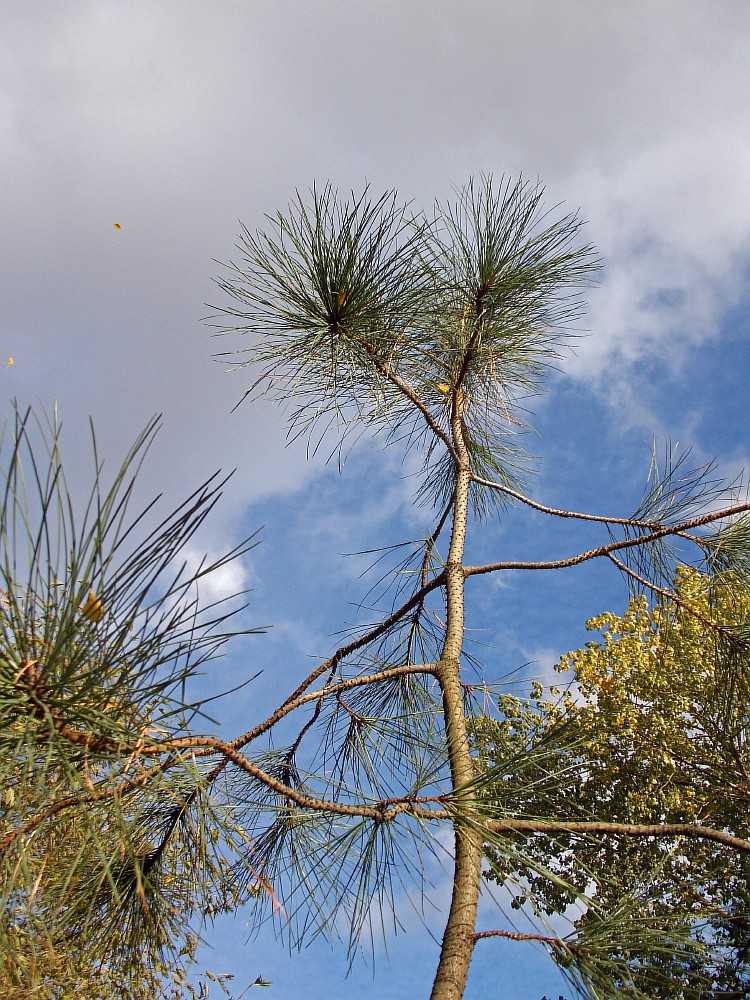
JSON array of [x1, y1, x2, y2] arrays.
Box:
[[2, 2, 748, 536], [564, 127, 750, 389], [179, 542, 251, 607]]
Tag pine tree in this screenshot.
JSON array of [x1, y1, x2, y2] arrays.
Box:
[[4, 177, 750, 1000], [210, 177, 750, 998]]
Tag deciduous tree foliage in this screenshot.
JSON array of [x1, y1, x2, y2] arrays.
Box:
[[3, 177, 750, 1000], [475, 567, 750, 997]]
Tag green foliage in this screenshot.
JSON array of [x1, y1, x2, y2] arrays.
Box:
[[0, 406, 261, 997], [212, 175, 600, 514], [473, 568, 750, 998]]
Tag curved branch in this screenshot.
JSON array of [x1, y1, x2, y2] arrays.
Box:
[[377, 360, 459, 464], [473, 929, 573, 949], [350, 331, 461, 464], [605, 552, 739, 636], [464, 503, 750, 579], [228, 571, 446, 750], [0, 761, 167, 856], [470, 475, 661, 527], [263, 661, 439, 743], [146, 738, 448, 824], [0, 745, 449, 862]]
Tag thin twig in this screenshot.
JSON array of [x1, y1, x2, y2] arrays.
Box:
[[228, 572, 446, 751], [473, 929, 573, 950], [605, 552, 738, 636]]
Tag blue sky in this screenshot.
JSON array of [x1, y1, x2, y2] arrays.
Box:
[[3, 3, 750, 997]]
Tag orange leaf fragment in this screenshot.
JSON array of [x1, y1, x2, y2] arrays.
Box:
[[81, 589, 105, 623]]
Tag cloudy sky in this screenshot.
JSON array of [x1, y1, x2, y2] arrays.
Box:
[[3, 3, 750, 998]]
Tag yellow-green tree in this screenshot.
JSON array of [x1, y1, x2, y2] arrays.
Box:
[[475, 567, 750, 997]]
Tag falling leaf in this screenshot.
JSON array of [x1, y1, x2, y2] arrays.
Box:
[[6, 358, 13, 366], [113, 223, 122, 230], [437, 383, 451, 393], [81, 588, 105, 623]]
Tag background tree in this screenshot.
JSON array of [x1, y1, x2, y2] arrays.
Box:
[[5, 177, 750, 1000], [474, 564, 750, 998]]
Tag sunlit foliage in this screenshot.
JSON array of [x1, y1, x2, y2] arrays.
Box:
[[475, 568, 750, 998]]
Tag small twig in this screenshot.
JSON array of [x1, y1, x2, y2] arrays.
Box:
[[605, 552, 739, 636], [470, 475, 662, 527], [473, 929, 575, 951], [228, 573, 446, 751]]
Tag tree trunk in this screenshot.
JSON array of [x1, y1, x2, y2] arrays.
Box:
[[429, 826, 482, 1000], [430, 398, 482, 1000]]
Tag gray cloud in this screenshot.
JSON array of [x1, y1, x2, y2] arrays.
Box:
[[3, 1, 750, 543]]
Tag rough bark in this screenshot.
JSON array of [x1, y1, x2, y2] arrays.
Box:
[[429, 395, 483, 1000]]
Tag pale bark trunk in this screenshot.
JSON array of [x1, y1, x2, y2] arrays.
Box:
[[429, 395, 482, 1000]]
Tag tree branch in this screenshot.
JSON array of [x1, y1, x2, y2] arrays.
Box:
[[245, 661, 439, 747], [473, 929, 573, 950], [227, 571, 446, 751], [470, 474, 661, 527], [0, 760, 168, 856], [605, 552, 739, 636], [351, 331, 461, 464], [485, 817, 750, 853], [464, 503, 750, 579]]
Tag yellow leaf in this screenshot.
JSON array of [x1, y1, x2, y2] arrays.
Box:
[[437, 383, 450, 393], [81, 588, 105, 623], [113, 223, 122, 230], [6, 358, 13, 366]]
